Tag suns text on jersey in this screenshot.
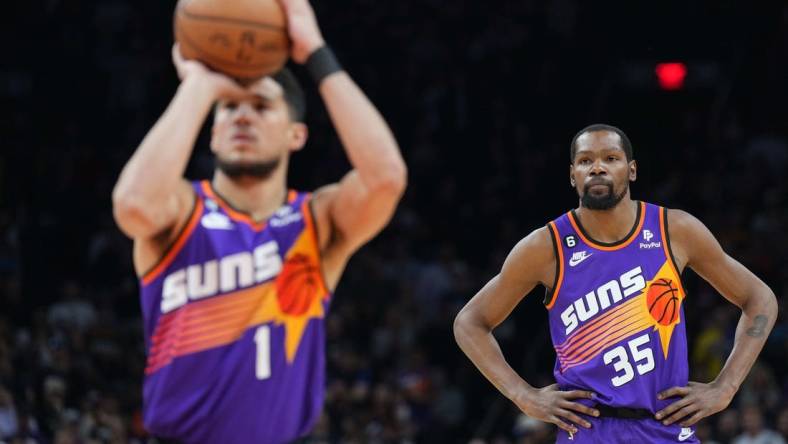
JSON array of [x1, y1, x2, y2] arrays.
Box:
[[160, 240, 283, 313], [560, 266, 646, 335]]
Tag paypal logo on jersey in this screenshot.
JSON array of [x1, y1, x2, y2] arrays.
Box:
[[639, 229, 661, 249], [560, 266, 646, 335], [160, 240, 283, 313], [270, 205, 303, 228]]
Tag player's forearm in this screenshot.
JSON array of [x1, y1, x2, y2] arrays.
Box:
[[318, 72, 407, 192], [114, 77, 216, 205], [712, 285, 777, 397], [454, 310, 532, 400]]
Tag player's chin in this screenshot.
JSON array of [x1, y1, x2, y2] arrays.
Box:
[[586, 189, 612, 199], [226, 140, 259, 153]]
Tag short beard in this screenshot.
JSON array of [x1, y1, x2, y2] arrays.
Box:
[[216, 157, 280, 180], [581, 183, 627, 210]]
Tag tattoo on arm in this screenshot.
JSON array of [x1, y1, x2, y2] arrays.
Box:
[[746, 315, 768, 338]]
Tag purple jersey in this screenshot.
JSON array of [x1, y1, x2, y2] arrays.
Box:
[[546, 202, 698, 443], [139, 180, 332, 444]]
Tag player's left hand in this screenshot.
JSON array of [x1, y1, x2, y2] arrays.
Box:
[[654, 381, 734, 427], [277, 0, 325, 64]]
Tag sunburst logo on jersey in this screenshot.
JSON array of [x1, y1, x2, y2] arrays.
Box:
[[251, 232, 330, 362], [643, 262, 685, 359]]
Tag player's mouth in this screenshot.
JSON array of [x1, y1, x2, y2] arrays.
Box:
[[232, 133, 256, 142], [585, 179, 613, 194]]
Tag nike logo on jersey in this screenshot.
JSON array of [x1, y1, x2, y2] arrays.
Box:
[[201, 212, 234, 230], [678, 427, 694, 441], [569, 251, 593, 266]]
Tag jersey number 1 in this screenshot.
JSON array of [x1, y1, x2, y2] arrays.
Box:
[[254, 325, 271, 380], [602, 333, 655, 387]]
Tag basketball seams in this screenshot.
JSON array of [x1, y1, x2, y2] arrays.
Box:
[[178, 3, 286, 32], [277, 254, 320, 316], [657, 295, 673, 323], [666, 298, 677, 325], [176, 24, 287, 70], [648, 287, 678, 313], [174, 0, 290, 78], [647, 279, 680, 324]]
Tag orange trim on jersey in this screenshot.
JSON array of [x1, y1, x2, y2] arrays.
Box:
[[567, 201, 646, 251], [201, 180, 268, 231], [287, 190, 298, 204], [659, 207, 687, 297], [546, 222, 564, 310], [141, 199, 204, 286], [555, 295, 644, 356], [300, 195, 330, 297]]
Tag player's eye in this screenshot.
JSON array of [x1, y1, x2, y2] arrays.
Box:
[[607, 156, 618, 161], [223, 101, 238, 110], [579, 158, 591, 165]]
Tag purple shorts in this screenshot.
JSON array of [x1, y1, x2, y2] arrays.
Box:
[[555, 416, 700, 443]]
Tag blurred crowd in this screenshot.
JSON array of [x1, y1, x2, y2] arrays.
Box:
[[2, 0, 788, 443]]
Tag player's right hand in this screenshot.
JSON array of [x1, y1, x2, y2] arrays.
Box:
[[513, 384, 600, 435], [171, 44, 250, 101]]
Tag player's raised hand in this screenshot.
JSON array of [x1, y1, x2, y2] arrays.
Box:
[[655, 381, 734, 427], [513, 384, 600, 435], [276, 0, 325, 63], [171, 44, 250, 101]]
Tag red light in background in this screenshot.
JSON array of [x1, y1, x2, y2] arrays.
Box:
[[655, 62, 687, 91]]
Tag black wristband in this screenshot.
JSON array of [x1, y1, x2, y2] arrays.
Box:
[[305, 46, 343, 85]]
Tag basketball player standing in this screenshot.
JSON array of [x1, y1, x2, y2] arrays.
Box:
[[112, 0, 406, 442], [454, 125, 777, 443]]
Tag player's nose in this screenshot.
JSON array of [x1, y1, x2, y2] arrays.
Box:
[[589, 160, 607, 175], [231, 104, 254, 125]]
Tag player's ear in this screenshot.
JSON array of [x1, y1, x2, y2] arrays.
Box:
[[209, 123, 219, 153], [569, 164, 576, 187], [288, 122, 308, 152], [629, 159, 637, 182]]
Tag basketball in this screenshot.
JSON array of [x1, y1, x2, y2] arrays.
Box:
[[276, 254, 321, 316], [174, 0, 290, 80], [646, 278, 680, 325]]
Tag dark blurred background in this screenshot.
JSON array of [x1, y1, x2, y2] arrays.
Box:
[[2, 0, 788, 443]]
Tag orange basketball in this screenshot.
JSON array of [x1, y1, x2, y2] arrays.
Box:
[[275, 254, 321, 316], [174, 0, 290, 80], [646, 278, 680, 325]]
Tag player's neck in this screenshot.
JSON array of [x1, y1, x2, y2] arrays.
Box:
[[211, 167, 289, 223], [574, 197, 638, 244]]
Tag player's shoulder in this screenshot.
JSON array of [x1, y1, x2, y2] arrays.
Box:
[[500, 225, 556, 285], [507, 225, 555, 264], [662, 206, 705, 236]]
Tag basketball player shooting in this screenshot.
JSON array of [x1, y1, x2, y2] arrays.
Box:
[[453, 125, 777, 443], [111, 0, 406, 442]]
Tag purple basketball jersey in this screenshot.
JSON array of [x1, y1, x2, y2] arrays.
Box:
[[138, 181, 332, 444], [546, 202, 699, 443]]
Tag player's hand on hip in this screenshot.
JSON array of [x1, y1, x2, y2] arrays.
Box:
[[655, 381, 734, 427], [513, 384, 600, 435], [171, 44, 250, 101], [277, 0, 325, 63]]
